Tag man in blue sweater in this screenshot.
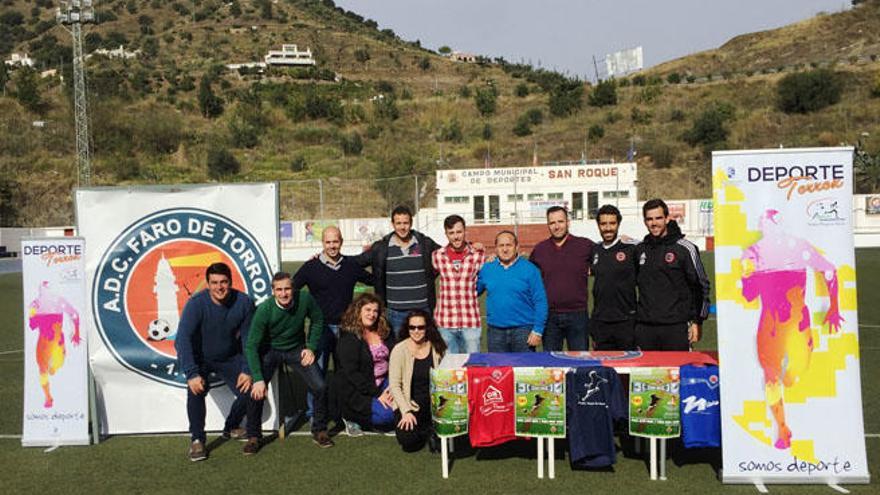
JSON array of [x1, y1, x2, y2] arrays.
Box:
[[477, 231, 548, 352], [175, 262, 258, 462]]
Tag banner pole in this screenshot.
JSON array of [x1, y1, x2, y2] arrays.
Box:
[[441, 438, 449, 479], [650, 437, 657, 480], [548, 437, 555, 479], [88, 364, 100, 444]]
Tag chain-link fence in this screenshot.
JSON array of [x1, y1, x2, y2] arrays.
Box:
[[278, 174, 436, 221]]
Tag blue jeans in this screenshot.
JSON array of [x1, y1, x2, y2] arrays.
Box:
[[255, 348, 328, 434], [487, 325, 534, 353], [371, 377, 395, 430], [186, 358, 260, 443], [307, 324, 340, 419], [543, 310, 589, 352], [386, 306, 431, 338], [439, 327, 481, 354]]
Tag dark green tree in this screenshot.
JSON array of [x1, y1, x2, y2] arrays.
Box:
[[549, 80, 584, 116], [198, 75, 224, 118], [13, 67, 43, 113], [474, 86, 497, 117]]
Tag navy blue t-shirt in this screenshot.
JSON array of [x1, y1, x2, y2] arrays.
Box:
[[566, 366, 626, 468], [680, 364, 721, 448]]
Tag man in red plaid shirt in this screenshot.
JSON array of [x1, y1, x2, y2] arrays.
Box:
[[432, 215, 485, 354]]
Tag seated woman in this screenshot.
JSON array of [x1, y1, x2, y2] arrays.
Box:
[[331, 293, 396, 435], [388, 310, 447, 452]]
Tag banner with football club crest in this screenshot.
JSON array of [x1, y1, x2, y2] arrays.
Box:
[[513, 368, 566, 438], [76, 184, 280, 435], [431, 368, 468, 437], [713, 148, 869, 483], [21, 238, 90, 446], [628, 367, 680, 438]]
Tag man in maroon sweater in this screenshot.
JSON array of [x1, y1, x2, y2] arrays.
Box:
[[529, 206, 594, 351]]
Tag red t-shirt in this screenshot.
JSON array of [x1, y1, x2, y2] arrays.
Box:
[[468, 366, 516, 447]]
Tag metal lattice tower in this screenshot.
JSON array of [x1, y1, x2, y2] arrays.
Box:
[[57, 1, 95, 187]]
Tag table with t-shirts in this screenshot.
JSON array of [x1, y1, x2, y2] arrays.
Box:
[[433, 351, 720, 480]]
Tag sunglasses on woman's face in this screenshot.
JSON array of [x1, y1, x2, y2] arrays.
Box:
[[408, 324, 427, 331]]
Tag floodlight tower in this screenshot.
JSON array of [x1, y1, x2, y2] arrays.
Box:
[[57, 0, 95, 187]]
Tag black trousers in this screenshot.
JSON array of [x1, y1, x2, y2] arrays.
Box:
[[591, 319, 636, 351], [635, 322, 689, 351], [395, 407, 432, 452]]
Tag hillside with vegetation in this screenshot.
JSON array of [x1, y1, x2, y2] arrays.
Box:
[[1, 0, 880, 226]]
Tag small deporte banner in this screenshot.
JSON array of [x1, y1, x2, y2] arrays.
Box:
[[629, 367, 680, 438], [76, 184, 280, 435], [21, 237, 90, 446], [713, 147, 870, 484], [431, 368, 468, 437], [514, 368, 566, 437]]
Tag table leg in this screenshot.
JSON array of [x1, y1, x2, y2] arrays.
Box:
[[660, 438, 667, 481], [537, 437, 544, 479], [441, 436, 449, 479], [650, 437, 658, 480]]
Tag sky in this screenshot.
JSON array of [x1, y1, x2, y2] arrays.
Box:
[[334, 0, 851, 79]]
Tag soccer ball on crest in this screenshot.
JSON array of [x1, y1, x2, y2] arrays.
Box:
[[147, 319, 172, 341]]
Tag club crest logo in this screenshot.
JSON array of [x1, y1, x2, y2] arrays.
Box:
[[92, 208, 274, 387], [616, 251, 626, 262], [665, 252, 676, 263]]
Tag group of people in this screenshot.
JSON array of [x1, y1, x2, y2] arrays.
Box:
[[174, 200, 711, 461]]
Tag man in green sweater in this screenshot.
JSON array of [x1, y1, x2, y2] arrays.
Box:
[[245, 271, 332, 452]]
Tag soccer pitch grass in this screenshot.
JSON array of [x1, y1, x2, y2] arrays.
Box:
[[1, 251, 878, 494]]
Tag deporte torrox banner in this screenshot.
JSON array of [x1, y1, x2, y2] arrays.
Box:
[[21, 238, 89, 446], [76, 184, 280, 435], [712, 148, 870, 484]]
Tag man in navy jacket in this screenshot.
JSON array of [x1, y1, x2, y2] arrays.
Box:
[[175, 262, 258, 461]]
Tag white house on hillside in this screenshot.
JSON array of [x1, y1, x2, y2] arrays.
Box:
[[5, 53, 35, 68], [264, 44, 315, 66]]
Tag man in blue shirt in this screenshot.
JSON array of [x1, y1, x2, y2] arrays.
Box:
[[175, 262, 258, 461], [477, 231, 548, 352]]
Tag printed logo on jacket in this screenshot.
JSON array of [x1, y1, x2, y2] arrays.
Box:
[[92, 208, 273, 387]]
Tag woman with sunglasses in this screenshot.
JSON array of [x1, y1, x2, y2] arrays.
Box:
[[388, 309, 448, 452], [330, 293, 396, 435]]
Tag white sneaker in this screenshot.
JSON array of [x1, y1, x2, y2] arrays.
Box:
[[343, 419, 364, 437]]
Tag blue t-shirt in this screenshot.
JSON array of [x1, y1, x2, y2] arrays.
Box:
[[566, 366, 626, 468], [680, 364, 721, 448]]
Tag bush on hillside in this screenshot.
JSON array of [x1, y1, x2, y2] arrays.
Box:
[[776, 69, 841, 113], [588, 124, 604, 142], [207, 147, 240, 179], [549, 80, 583, 116], [683, 101, 736, 149], [588, 79, 617, 107]]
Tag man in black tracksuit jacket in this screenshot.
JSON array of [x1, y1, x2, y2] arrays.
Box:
[[591, 204, 638, 350], [635, 199, 711, 351]]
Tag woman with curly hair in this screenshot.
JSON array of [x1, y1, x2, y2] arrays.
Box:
[[388, 309, 447, 452], [330, 293, 396, 435]]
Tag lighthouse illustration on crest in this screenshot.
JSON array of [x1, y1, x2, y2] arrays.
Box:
[[147, 254, 180, 341]]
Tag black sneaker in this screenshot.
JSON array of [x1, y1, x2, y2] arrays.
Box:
[[242, 437, 260, 456], [221, 427, 247, 441], [189, 440, 207, 462], [312, 430, 335, 448]]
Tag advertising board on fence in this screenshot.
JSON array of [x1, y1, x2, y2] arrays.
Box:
[[713, 148, 869, 483], [628, 367, 680, 438], [513, 368, 566, 438], [21, 238, 90, 446], [76, 184, 280, 435]]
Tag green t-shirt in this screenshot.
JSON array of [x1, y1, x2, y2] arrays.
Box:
[[245, 290, 324, 382]]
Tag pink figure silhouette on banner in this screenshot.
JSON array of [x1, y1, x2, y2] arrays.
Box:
[[740, 209, 842, 449], [28, 281, 81, 408]]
